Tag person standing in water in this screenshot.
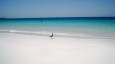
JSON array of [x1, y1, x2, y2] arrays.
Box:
[[41, 20, 42, 22]]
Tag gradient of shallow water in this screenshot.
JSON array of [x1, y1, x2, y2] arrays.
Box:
[[0, 19, 115, 38]]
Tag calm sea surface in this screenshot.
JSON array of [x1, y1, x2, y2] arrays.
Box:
[[0, 18, 115, 38]]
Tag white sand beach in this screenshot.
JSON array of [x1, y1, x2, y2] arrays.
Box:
[[0, 33, 115, 64]]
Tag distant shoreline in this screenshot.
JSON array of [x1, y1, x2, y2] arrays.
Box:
[[0, 17, 115, 20]]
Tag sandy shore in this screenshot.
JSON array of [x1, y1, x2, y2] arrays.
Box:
[[0, 33, 115, 64]]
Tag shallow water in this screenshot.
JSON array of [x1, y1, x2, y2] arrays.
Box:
[[0, 18, 115, 38]]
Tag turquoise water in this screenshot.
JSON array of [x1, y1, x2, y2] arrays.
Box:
[[0, 19, 115, 38]]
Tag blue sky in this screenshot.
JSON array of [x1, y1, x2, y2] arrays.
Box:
[[0, 0, 115, 18]]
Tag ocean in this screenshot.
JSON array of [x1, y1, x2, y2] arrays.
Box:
[[0, 17, 115, 38]]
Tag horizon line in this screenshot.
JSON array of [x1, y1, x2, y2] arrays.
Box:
[[0, 17, 115, 20]]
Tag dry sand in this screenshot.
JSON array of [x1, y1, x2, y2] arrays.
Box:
[[0, 33, 115, 64]]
